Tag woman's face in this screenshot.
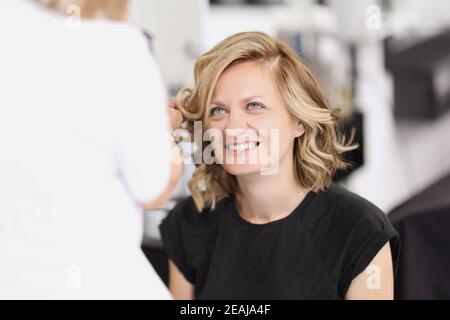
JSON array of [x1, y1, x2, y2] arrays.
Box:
[[206, 61, 305, 177]]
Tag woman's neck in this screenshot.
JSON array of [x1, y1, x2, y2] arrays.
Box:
[[235, 158, 310, 224]]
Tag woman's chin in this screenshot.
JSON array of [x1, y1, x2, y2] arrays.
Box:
[[221, 163, 265, 177]]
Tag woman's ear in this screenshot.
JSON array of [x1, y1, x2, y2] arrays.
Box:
[[294, 121, 305, 138]]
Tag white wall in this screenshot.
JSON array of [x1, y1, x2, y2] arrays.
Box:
[[128, 0, 208, 89], [346, 40, 450, 213]]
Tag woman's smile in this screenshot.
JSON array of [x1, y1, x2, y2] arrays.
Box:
[[225, 140, 261, 155]]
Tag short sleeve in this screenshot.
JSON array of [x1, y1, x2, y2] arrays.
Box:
[[113, 29, 171, 204], [159, 198, 197, 284], [338, 202, 400, 297]]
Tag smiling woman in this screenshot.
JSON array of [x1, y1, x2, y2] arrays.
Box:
[[160, 32, 399, 300], [177, 31, 357, 212]]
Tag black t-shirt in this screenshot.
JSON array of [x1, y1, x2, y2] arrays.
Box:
[[159, 183, 400, 300]]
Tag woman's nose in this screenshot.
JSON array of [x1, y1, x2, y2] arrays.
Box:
[[225, 109, 247, 132], [224, 109, 253, 144]]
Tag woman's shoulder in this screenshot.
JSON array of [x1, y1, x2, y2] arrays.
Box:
[[302, 182, 398, 252], [159, 196, 225, 278], [82, 19, 145, 44], [71, 19, 156, 71], [302, 183, 399, 296], [309, 182, 390, 227]]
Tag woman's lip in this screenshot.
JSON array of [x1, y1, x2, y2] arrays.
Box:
[[225, 141, 260, 146], [224, 141, 261, 153]]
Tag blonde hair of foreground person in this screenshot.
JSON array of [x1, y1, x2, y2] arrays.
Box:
[[177, 31, 358, 212], [35, 0, 129, 20]]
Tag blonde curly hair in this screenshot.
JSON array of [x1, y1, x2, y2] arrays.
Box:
[[177, 32, 357, 212]]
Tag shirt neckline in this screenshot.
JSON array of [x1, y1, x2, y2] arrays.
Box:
[[229, 189, 316, 230]]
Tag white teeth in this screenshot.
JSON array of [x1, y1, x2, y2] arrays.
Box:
[[226, 142, 258, 152]]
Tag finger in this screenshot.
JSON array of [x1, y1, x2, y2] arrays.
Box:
[[168, 99, 177, 109]]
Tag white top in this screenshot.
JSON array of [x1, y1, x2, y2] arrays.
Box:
[[0, 1, 172, 299]]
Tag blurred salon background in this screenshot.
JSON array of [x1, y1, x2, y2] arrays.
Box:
[[128, 0, 450, 300]]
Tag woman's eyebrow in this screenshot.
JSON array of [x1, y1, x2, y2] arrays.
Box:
[[211, 96, 266, 106], [211, 100, 227, 106], [241, 96, 265, 104]]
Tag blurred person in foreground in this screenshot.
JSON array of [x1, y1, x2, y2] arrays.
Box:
[[0, 0, 182, 299]]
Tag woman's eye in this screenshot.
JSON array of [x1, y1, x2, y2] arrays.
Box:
[[210, 106, 226, 117], [247, 102, 264, 111]]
